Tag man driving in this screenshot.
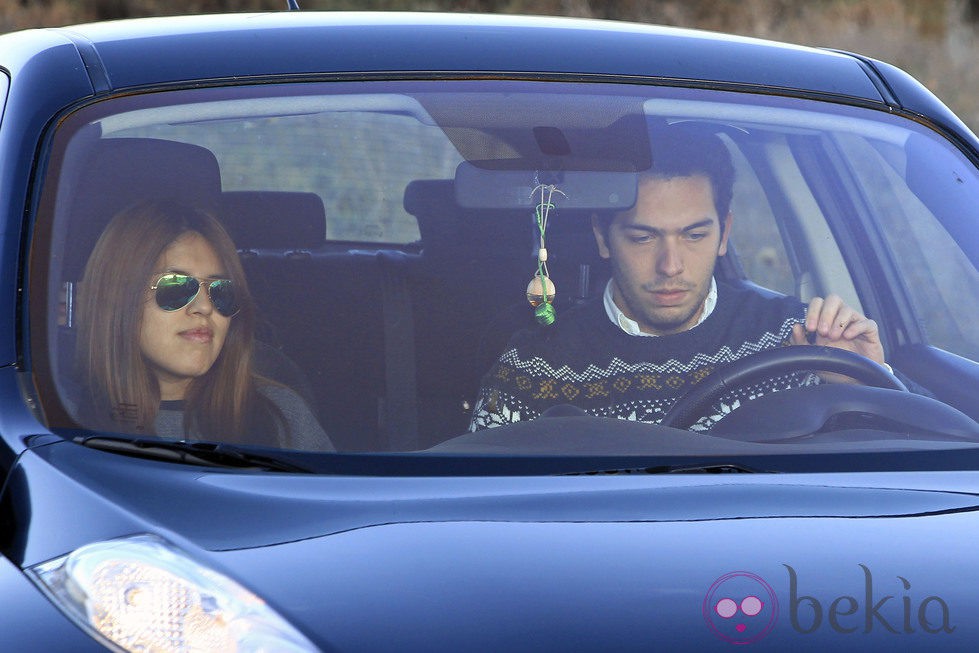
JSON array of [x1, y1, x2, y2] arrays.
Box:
[[469, 126, 889, 431]]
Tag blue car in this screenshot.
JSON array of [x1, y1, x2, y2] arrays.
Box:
[[1, 8, 977, 652]]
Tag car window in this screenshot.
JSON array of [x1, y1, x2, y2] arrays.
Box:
[[105, 97, 462, 244], [725, 136, 796, 297], [835, 133, 979, 360], [31, 80, 979, 463]]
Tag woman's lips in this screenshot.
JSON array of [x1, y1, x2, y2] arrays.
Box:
[[179, 327, 213, 343]]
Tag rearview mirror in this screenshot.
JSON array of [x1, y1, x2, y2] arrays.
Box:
[[454, 162, 638, 211]]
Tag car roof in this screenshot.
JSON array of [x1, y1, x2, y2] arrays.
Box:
[[1, 11, 975, 154], [6, 12, 885, 99]]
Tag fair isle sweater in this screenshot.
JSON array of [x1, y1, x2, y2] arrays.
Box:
[[469, 283, 815, 431]]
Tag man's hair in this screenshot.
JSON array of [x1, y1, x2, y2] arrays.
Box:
[[596, 124, 735, 235]]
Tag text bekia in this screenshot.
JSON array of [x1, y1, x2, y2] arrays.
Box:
[[785, 564, 954, 635]]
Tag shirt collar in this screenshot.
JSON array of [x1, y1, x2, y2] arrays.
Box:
[[603, 277, 717, 337]]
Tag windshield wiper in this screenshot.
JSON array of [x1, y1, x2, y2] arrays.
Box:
[[74, 435, 312, 473], [560, 462, 771, 476]]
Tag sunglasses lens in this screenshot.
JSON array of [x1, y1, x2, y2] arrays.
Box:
[[208, 279, 239, 317], [154, 274, 199, 311]]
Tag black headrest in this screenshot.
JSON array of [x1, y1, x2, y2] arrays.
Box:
[[403, 179, 454, 217], [65, 138, 223, 279], [219, 191, 326, 250]]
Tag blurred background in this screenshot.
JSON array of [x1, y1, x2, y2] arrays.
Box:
[[4, 0, 979, 131]]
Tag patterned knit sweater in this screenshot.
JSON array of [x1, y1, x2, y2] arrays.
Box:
[[470, 283, 815, 431]]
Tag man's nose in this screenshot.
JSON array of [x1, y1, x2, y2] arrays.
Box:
[[656, 239, 684, 277]]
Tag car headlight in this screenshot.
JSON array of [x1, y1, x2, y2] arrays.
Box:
[[27, 534, 317, 652]]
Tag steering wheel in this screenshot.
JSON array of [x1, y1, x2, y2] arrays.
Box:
[[659, 345, 907, 430]]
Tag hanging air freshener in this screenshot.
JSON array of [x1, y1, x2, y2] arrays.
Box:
[[526, 273, 556, 325], [528, 183, 565, 325]]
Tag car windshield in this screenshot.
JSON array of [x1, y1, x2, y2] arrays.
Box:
[[0, 74, 8, 120], [30, 79, 979, 472]]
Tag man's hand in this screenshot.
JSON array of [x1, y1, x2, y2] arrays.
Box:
[[790, 295, 886, 378]]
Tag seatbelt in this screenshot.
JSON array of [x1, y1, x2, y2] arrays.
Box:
[[376, 250, 419, 450]]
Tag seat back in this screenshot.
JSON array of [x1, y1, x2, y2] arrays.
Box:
[[53, 137, 225, 415], [404, 179, 611, 442], [63, 137, 223, 281], [219, 190, 326, 251]]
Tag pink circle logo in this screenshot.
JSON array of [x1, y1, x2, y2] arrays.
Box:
[[703, 571, 778, 644]]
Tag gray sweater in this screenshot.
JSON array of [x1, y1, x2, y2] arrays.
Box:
[[155, 384, 333, 451]]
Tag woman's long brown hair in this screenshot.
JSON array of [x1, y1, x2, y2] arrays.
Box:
[[74, 200, 281, 443]]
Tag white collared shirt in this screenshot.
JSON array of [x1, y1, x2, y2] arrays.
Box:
[[603, 277, 717, 336]]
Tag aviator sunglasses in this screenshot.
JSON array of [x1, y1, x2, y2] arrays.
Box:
[[150, 273, 240, 317]]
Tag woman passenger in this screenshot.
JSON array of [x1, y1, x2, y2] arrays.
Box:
[[73, 200, 332, 451]]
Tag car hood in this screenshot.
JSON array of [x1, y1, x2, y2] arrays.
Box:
[[12, 441, 979, 650], [224, 508, 974, 651], [14, 438, 979, 548]]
